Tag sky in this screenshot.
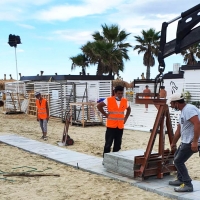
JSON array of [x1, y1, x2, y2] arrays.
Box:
[[0, 0, 200, 82]]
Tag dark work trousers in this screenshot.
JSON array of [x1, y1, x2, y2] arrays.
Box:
[[174, 143, 194, 186], [103, 127, 123, 157]]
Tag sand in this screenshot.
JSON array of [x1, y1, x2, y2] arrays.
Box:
[[0, 111, 199, 200]]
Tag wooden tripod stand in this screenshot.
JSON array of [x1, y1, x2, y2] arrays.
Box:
[[134, 93, 177, 179], [57, 114, 74, 146]]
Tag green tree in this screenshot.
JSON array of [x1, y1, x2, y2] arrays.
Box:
[[133, 28, 160, 79], [82, 40, 124, 75], [70, 54, 88, 75], [70, 24, 131, 76], [92, 24, 131, 75], [181, 43, 200, 65]]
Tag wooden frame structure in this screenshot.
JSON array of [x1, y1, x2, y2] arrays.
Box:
[[134, 93, 176, 179], [69, 102, 103, 127]]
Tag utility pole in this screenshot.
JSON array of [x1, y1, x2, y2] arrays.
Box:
[[8, 34, 22, 93]]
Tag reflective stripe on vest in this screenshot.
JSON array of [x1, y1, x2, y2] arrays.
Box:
[[36, 98, 47, 119], [107, 117, 124, 121], [106, 97, 127, 129], [109, 111, 124, 114]]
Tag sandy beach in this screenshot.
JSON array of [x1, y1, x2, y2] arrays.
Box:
[[0, 111, 200, 200]]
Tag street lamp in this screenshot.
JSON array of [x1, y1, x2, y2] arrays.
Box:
[[8, 34, 22, 93]]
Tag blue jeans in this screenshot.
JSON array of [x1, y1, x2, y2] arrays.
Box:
[[39, 119, 48, 133], [174, 143, 194, 186]]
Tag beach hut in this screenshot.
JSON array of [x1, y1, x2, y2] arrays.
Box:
[[19, 74, 114, 124]]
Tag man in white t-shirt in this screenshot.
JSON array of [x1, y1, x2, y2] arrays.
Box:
[[97, 85, 131, 158], [168, 93, 200, 192]]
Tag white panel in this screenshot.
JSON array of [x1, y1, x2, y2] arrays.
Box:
[[184, 70, 200, 83], [34, 82, 61, 118], [163, 78, 184, 100], [4, 81, 26, 111], [98, 80, 112, 98], [184, 83, 200, 102], [88, 81, 98, 102]]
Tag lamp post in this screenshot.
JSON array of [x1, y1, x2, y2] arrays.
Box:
[[8, 34, 22, 93]]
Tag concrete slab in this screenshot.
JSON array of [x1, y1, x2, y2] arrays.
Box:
[[0, 133, 199, 200], [103, 149, 146, 178]]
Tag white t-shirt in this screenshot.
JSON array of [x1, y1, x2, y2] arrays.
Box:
[[103, 98, 129, 108], [179, 104, 200, 143]]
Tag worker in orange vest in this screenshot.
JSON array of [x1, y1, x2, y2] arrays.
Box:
[[35, 92, 49, 141], [97, 85, 131, 158], [143, 85, 151, 112]]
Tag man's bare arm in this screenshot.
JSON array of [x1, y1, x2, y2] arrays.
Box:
[[97, 102, 108, 118], [124, 106, 131, 124], [46, 101, 49, 119], [189, 115, 200, 152], [35, 102, 40, 121], [171, 124, 181, 149]]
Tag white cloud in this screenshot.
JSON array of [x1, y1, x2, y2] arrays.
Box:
[[116, 14, 179, 42], [34, 0, 124, 21], [0, 0, 53, 21], [0, 0, 52, 6], [0, 6, 24, 21], [53, 30, 93, 44], [17, 23, 35, 29]]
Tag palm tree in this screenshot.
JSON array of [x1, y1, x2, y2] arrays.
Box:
[[181, 43, 200, 65], [70, 24, 131, 76], [70, 54, 88, 75], [133, 28, 160, 79], [81, 40, 124, 75], [92, 24, 132, 75]]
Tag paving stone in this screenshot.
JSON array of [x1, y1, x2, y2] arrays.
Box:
[[67, 157, 102, 169], [179, 191, 200, 200]]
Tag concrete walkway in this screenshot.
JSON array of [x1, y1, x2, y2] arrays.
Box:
[[0, 133, 200, 200]]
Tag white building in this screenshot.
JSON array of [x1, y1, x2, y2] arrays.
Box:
[[125, 63, 200, 132]]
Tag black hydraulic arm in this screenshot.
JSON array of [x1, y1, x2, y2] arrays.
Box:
[[154, 4, 200, 96], [158, 4, 200, 68]]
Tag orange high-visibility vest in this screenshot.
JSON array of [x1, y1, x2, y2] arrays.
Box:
[[106, 97, 128, 129], [36, 98, 48, 119]]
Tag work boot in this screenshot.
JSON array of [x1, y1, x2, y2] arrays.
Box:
[[174, 184, 193, 192], [169, 179, 183, 186]]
